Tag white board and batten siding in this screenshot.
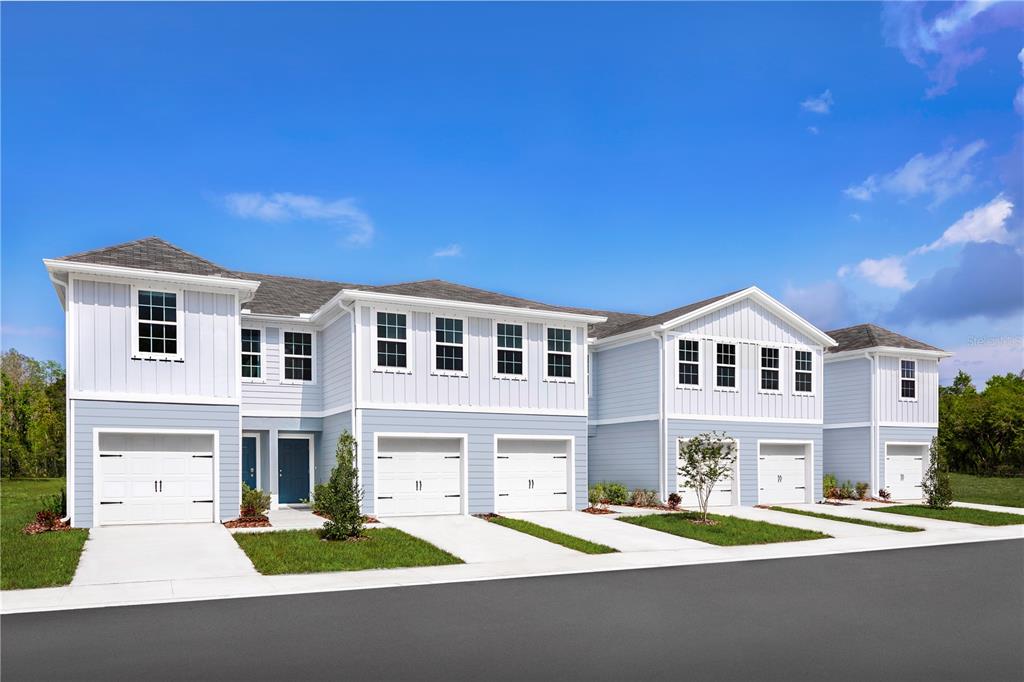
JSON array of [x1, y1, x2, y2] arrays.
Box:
[[877, 356, 939, 425], [355, 306, 587, 413], [72, 279, 238, 400]]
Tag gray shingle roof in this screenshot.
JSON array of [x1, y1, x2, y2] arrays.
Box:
[[58, 237, 247, 279], [588, 290, 745, 339], [825, 324, 944, 353], [231, 271, 350, 316]]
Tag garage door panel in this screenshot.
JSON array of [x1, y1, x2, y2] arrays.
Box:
[[885, 445, 926, 499], [375, 437, 464, 516], [495, 439, 570, 513], [758, 443, 809, 504]]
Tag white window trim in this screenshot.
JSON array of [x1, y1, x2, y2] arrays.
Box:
[[241, 327, 265, 384], [430, 313, 468, 377], [279, 327, 316, 385], [675, 336, 702, 390], [494, 319, 528, 380], [792, 347, 815, 396], [714, 341, 739, 392], [758, 345, 783, 395], [130, 284, 184, 362], [543, 324, 576, 383], [899, 358, 918, 402], [372, 307, 413, 374]]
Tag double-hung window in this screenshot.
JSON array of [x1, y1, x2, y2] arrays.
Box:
[[678, 339, 700, 386], [546, 327, 572, 379], [136, 289, 180, 359], [794, 350, 813, 393], [715, 343, 736, 388], [900, 359, 917, 399], [283, 331, 313, 382], [760, 347, 780, 391], [496, 322, 524, 376], [376, 312, 407, 369], [435, 316, 464, 373], [241, 329, 262, 380]]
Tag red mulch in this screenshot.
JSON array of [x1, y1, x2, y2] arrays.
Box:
[[473, 513, 501, 520], [22, 519, 73, 535], [223, 515, 270, 528], [582, 506, 617, 515]]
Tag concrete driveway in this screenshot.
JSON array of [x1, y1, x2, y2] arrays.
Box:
[[504, 511, 710, 551], [72, 524, 258, 586]]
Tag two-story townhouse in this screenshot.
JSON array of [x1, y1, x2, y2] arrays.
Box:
[[822, 324, 950, 499], [588, 287, 838, 507], [45, 238, 606, 527]]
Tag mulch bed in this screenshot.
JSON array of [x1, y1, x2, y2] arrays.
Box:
[[582, 506, 617, 515], [22, 519, 73, 535], [473, 513, 501, 520], [312, 511, 380, 524], [224, 515, 270, 528]]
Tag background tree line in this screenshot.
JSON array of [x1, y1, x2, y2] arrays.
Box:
[[938, 370, 1024, 476], [2, 349, 66, 478]]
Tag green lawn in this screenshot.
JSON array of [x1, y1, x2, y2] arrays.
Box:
[[950, 473, 1024, 508], [233, 528, 464, 574], [1, 479, 89, 590], [619, 512, 830, 546], [486, 516, 617, 554], [869, 505, 1024, 526], [767, 506, 924, 532]]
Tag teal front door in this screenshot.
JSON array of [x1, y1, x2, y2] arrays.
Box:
[[242, 437, 258, 490], [278, 438, 310, 504]]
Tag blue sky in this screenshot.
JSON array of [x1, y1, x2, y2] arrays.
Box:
[[3, 2, 1022, 384]]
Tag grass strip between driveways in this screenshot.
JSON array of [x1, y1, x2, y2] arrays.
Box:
[[767, 506, 924, 532], [868, 505, 1024, 526], [232, 528, 463, 574], [486, 516, 617, 554], [619, 512, 830, 546], [1, 479, 89, 590], [950, 473, 1024, 508]]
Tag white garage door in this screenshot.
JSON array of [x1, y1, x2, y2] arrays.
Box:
[[758, 442, 809, 504], [495, 438, 570, 512], [375, 437, 463, 516], [885, 444, 927, 500], [97, 433, 215, 526], [677, 438, 737, 507]]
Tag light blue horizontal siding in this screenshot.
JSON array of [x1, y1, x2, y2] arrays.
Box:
[[588, 420, 660, 491], [824, 357, 871, 424], [359, 409, 588, 515], [593, 339, 659, 420], [72, 399, 241, 528], [823, 427, 870, 486], [879, 425, 936, 485], [667, 419, 823, 506]]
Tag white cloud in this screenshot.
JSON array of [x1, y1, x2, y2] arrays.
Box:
[[913, 194, 1015, 254], [843, 139, 986, 205], [1015, 47, 1024, 116], [839, 256, 912, 290], [224, 192, 374, 245], [782, 280, 857, 330], [807, 126, 820, 135], [940, 339, 1024, 385], [849, 212, 862, 222], [433, 244, 462, 258], [800, 89, 833, 114]]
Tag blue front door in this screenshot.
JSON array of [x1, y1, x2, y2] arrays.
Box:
[[242, 437, 257, 490], [279, 438, 310, 504]]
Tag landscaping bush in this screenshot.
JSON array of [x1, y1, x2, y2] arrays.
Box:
[[319, 431, 364, 541], [839, 480, 855, 500], [667, 492, 682, 510], [240, 484, 271, 517], [38, 491, 64, 518], [877, 487, 891, 501], [922, 437, 953, 509], [855, 482, 869, 500], [823, 473, 838, 499], [678, 431, 737, 523], [629, 488, 660, 507], [596, 481, 629, 506], [588, 483, 606, 508]]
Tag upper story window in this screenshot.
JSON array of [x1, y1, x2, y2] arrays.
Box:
[[546, 327, 573, 379], [496, 322, 524, 376], [283, 331, 313, 382], [716, 342, 736, 388], [678, 339, 700, 386], [376, 312, 407, 369], [900, 359, 917, 400], [241, 329, 262, 380], [760, 347, 780, 391], [135, 289, 181, 360], [794, 350, 813, 393], [435, 316, 464, 373]]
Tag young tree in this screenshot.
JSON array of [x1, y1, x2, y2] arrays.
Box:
[[922, 437, 953, 509], [318, 430, 364, 541], [678, 431, 736, 524]]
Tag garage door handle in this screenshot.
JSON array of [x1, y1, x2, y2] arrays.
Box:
[[100, 453, 122, 458], [554, 491, 567, 495], [795, 486, 805, 490], [100, 501, 123, 505], [193, 499, 213, 504], [444, 494, 460, 498], [192, 454, 213, 459], [444, 456, 460, 459], [553, 456, 567, 459], [154, 480, 158, 492], [159, 480, 163, 492]]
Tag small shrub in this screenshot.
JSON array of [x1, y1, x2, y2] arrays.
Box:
[[319, 431, 364, 541], [629, 488, 660, 507], [667, 492, 682, 510], [922, 437, 953, 509], [588, 483, 606, 508], [240, 484, 271, 517], [855, 482, 870, 500], [823, 473, 838, 499], [839, 480, 855, 499], [38, 491, 64, 518], [877, 487, 892, 501], [597, 482, 629, 506], [34, 509, 60, 529]]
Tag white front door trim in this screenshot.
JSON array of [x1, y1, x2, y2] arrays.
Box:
[[278, 432, 315, 505], [242, 431, 262, 491]]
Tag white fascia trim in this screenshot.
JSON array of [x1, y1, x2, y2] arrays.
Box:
[[590, 414, 659, 426], [72, 392, 240, 406], [43, 259, 261, 294], [361, 402, 587, 418], [338, 289, 607, 324], [825, 347, 951, 363], [879, 421, 939, 428], [241, 404, 353, 419], [668, 413, 823, 425], [823, 421, 872, 430]]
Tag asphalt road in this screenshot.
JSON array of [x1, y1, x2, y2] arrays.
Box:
[[3, 540, 1022, 681]]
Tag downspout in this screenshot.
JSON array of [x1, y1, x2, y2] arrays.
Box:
[[656, 330, 667, 502], [867, 351, 879, 495], [49, 272, 73, 524]]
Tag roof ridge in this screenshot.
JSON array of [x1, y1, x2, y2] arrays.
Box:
[[59, 235, 163, 261]]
